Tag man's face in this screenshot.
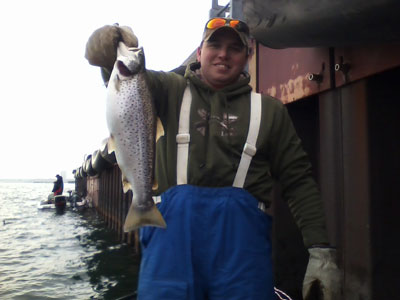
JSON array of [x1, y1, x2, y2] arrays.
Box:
[[197, 28, 249, 90]]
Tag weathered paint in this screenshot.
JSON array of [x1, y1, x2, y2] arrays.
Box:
[[335, 44, 400, 87], [257, 45, 332, 103]]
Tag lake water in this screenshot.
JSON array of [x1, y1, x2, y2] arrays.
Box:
[[0, 182, 139, 300]]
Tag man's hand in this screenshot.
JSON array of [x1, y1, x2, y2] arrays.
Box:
[[85, 24, 138, 71], [303, 247, 341, 300]]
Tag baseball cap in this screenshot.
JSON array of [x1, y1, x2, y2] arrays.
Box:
[[202, 17, 250, 48]]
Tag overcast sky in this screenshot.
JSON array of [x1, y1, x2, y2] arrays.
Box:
[[0, 0, 222, 180]]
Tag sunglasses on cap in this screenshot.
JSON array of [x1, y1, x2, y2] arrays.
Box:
[[206, 18, 250, 35]]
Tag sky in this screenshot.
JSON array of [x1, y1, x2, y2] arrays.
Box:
[[0, 0, 225, 180]]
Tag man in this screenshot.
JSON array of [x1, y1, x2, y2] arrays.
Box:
[[85, 18, 340, 300], [52, 174, 63, 196]]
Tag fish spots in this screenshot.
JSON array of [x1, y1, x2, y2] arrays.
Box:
[[107, 64, 156, 213]]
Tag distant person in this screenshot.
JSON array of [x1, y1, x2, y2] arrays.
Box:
[[52, 174, 64, 196]]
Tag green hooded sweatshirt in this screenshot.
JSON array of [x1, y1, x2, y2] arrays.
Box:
[[144, 62, 328, 248]]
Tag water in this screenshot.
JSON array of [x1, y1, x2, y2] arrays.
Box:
[[0, 182, 140, 300]]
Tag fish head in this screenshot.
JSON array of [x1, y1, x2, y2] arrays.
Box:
[[116, 43, 145, 77]]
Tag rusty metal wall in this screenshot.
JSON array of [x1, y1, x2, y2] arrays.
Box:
[[320, 81, 373, 299], [334, 44, 400, 87], [318, 71, 400, 298], [83, 164, 140, 252], [86, 176, 99, 207], [257, 42, 400, 299], [367, 68, 400, 299], [257, 43, 400, 104], [75, 176, 87, 198], [257, 46, 332, 103]]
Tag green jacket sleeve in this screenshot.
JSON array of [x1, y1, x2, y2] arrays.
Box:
[[269, 102, 329, 248], [144, 70, 186, 120]]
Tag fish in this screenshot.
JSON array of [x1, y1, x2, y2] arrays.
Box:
[[106, 42, 166, 232]]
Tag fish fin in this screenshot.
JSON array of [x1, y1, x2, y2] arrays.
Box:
[[152, 178, 159, 191], [123, 204, 167, 232], [122, 179, 132, 193], [121, 175, 132, 193], [107, 136, 116, 154], [156, 117, 165, 142]]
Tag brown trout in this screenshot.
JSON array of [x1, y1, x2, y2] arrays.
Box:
[[106, 42, 166, 232]]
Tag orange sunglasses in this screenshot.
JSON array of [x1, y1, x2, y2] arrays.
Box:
[[206, 18, 249, 35]]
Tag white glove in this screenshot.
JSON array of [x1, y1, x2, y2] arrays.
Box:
[[303, 247, 341, 300]]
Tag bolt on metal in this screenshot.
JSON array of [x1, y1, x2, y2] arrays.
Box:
[[307, 73, 323, 82], [335, 63, 351, 73]]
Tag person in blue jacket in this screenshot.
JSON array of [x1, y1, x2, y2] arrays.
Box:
[[52, 174, 63, 196]]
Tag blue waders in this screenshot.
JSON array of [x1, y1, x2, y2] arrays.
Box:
[[138, 185, 274, 299], [137, 86, 275, 299]]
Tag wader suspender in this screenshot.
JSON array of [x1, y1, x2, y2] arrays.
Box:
[[176, 83, 193, 185], [176, 83, 262, 188], [232, 92, 262, 188]]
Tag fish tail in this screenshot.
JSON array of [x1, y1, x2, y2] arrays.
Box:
[[123, 205, 167, 232]]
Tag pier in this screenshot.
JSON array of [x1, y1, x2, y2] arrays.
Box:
[[74, 149, 140, 253]]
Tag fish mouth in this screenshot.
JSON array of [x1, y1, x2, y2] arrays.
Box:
[[117, 61, 134, 77]]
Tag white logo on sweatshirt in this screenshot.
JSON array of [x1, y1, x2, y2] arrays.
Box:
[[195, 109, 238, 137]]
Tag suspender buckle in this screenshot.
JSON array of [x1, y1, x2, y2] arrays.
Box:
[[176, 133, 190, 144], [153, 196, 162, 204], [258, 202, 267, 213], [243, 143, 257, 157]]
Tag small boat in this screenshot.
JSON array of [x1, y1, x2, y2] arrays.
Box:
[[68, 190, 89, 211], [38, 193, 56, 210], [38, 194, 67, 210], [54, 195, 67, 209], [73, 197, 88, 211], [38, 200, 55, 210]]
